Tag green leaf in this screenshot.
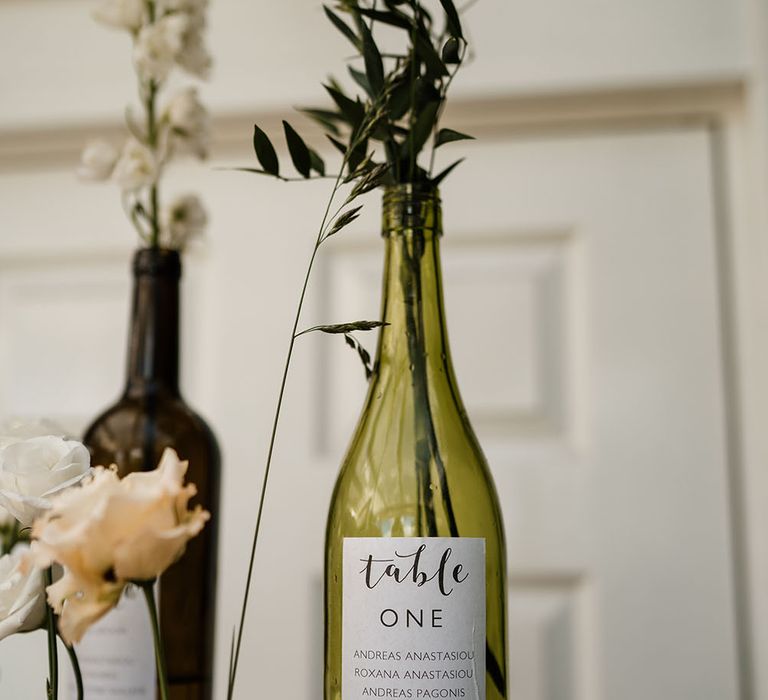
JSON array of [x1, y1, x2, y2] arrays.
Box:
[[343, 333, 375, 380], [326, 134, 349, 156], [323, 5, 360, 50], [348, 66, 372, 96], [358, 344, 371, 369], [413, 30, 448, 78], [386, 76, 412, 121], [307, 320, 386, 334], [401, 99, 440, 160], [324, 84, 365, 127], [343, 151, 375, 183], [414, 77, 442, 110], [430, 157, 465, 186], [441, 36, 461, 64], [222, 167, 278, 177], [327, 205, 364, 237], [359, 18, 385, 94], [252, 124, 279, 176], [347, 138, 368, 174], [356, 7, 412, 30], [298, 107, 343, 136], [309, 148, 326, 176], [348, 162, 390, 200], [439, 0, 463, 38], [282, 121, 312, 178], [435, 128, 474, 148]]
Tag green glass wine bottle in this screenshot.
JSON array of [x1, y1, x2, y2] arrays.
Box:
[[79, 248, 220, 700], [325, 184, 508, 700]]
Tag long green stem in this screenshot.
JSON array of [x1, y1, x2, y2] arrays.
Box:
[[401, 246, 437, 536], [401, 236, 459, 537], [44, 568, 58, 700], [141, 582, 169, 700], [227, 155, 351, 700], [427, 44, 465, 178], [403, 227, 503, 695], [141, 0, 160, 247], [411, 246, 458, 536], [59, 635, 84, 700], [408, 7, 418, 182], [146, 79, 160, 248]]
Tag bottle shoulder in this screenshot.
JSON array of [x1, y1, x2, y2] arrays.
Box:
[[340, 369, 489, 470], [329, 372, 504, 539], [85, 392, 214, 429], [83, 394, 220, 474]]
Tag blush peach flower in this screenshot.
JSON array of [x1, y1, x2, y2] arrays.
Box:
[[30, 448, 208, 644]]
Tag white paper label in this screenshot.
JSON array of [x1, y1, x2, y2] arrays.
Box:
[[343, 537, 486, 700], [63, 585, 157, 700]]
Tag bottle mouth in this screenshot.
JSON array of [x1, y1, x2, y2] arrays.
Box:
[[382, 182, 441, 206], [133, 247, 182, 279], [382, 183, 442, 238]]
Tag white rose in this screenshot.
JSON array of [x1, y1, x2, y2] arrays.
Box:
[[0, 436, 91, 526], [113, 138, 158, 191], [163, 87, 210, 158], [31, 449, 208, 644], [0, 544, 46, 642], [77, 139, 119, 182], [161, 194, 207, 249], [133, 14, 188, 83], [92, 0, 146, 32]]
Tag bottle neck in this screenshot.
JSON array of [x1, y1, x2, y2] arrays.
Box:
[[376, 185, 454, 381], [124, 248, 181, 398]]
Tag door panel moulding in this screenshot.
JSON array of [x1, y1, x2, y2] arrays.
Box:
[[0, 78, 746, 173]]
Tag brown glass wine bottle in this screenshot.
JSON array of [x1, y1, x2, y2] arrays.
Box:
[[82, 248, 220, 700]]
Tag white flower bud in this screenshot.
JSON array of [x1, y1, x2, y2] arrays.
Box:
[[133, 14, 188, 83], [77, 140, 119, 182], [92, 0, 146, 32], [113, 138, 158, 191], [177, 29, 212, 79], [163, 87, 210, 158], [161, 194, 208, 249]]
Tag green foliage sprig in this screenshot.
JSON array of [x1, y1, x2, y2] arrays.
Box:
[[228, 5, 475, 697], [248, 0, 473, 187], [227, 127, 387, 700]]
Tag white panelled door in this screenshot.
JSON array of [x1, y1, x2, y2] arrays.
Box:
[[287, 124, 738, 700], [0, 123, 740, 700]]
